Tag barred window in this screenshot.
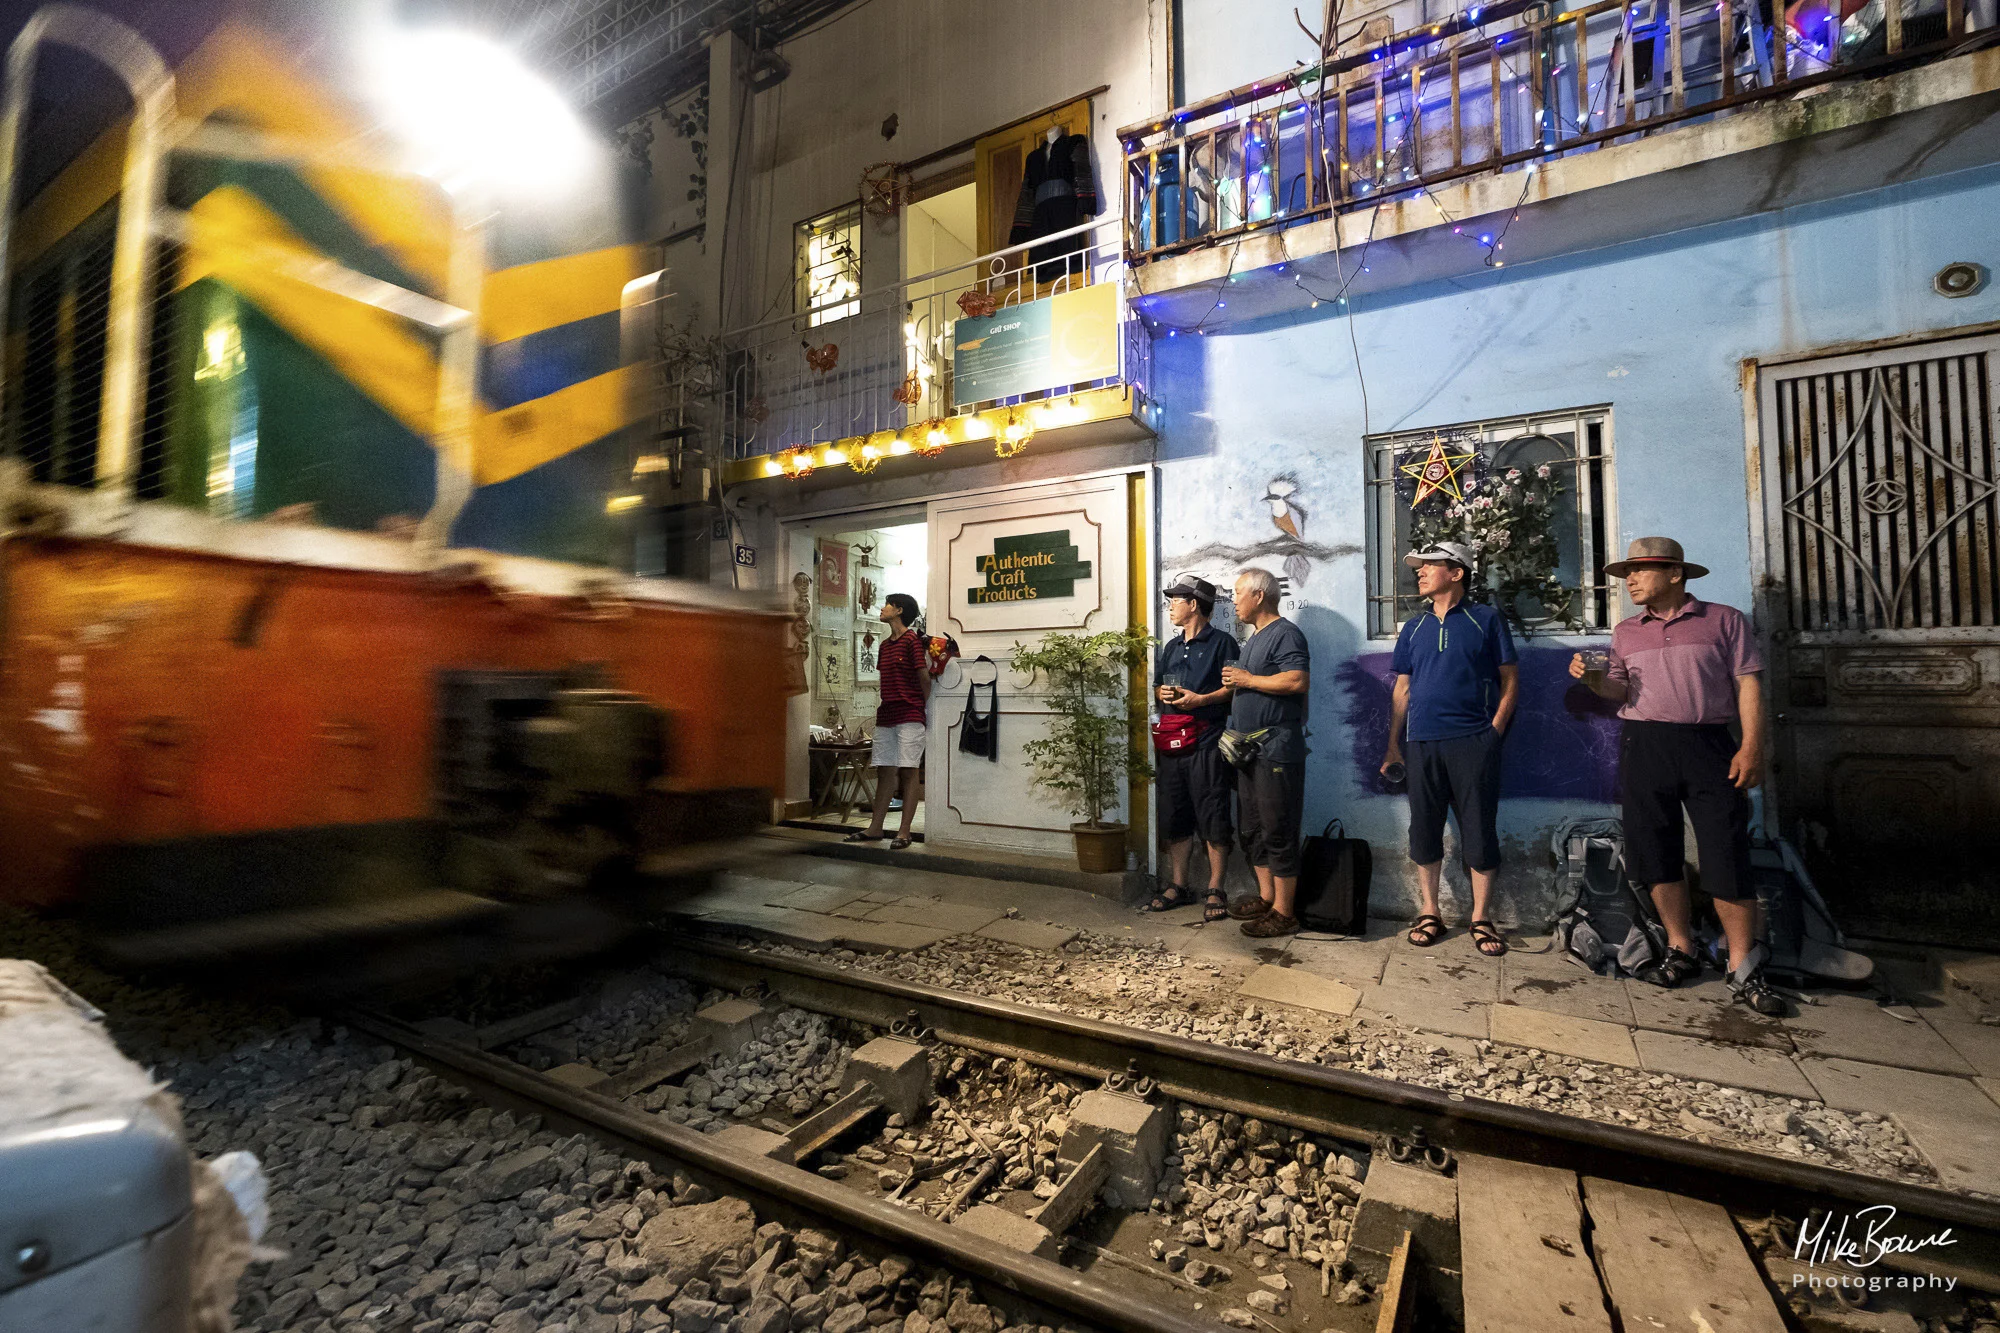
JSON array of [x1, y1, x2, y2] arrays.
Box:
[[795, 202, 861, 326], [1366, 407, 1616, 637]]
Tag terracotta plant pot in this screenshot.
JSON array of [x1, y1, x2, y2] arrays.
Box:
[[1070, 823, 1128, 874]]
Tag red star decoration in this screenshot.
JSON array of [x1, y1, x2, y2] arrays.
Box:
[[1399, 435, 1477, 508]]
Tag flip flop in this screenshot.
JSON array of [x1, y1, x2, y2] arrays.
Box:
[[889, 836, 914, 850], [844, 830, 887, 843]]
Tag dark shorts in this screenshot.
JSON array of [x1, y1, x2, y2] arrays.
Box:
[[1158, 744, 1235, 845], [1238, 757, 1305, 878], [1619, 721, 1751, 901], [1407, 728, 1504, 871]]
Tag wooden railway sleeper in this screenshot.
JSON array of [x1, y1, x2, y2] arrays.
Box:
[[1383, 1125, 1454, 1173]]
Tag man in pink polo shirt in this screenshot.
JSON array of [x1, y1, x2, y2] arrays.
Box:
[[1570, 537, 1783, 1016]]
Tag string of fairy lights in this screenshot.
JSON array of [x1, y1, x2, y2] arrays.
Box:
[[1136, 0, 1789, 341]]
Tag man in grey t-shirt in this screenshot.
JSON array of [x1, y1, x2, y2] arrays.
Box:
[[1220, 568, 1311, 937]]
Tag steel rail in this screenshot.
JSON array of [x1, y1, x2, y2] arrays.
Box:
[[661, 936, 2000, 1287], [339, 1006, 1214, 1333]]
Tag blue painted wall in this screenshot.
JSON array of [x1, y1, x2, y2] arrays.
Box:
[[1150, 164, 2000, 923]]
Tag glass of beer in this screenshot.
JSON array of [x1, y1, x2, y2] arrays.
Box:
[[1160, 671, 1186, 706], [1581, 650, 1610, 690]]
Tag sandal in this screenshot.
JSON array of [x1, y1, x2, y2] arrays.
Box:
[[1407, 914, 1446, 947], [1241, 911, 1300, 938], [1639, 946, 1702, 989], [889, 836, 914, 850], [1140, 885, 1192, 913], [1226, 896, 1271, 920], [1203, 894, 1229, 923], [844, 830, 886, 843], [1469, 919, 1509, 957]]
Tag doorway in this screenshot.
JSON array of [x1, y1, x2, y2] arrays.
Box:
[[1752, 330, 2000, 945], [784, 510, 931, 836]]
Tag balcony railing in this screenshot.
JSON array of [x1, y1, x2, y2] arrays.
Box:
[[1122, 0, 1996, 262], [657, 214, 1147, 468]]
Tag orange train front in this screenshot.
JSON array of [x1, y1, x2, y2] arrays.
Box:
[[0, 6, 791, 970]]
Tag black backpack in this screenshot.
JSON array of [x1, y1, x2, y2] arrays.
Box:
[[1550, 816, 1669, 977], [1295, 820, 1371, 935]]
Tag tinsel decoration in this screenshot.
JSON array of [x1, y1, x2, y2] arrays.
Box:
[[915, 419, 949, 458], [743, 396, 770, 424], [957, 288, 1000, 319], [861, 162, 912, 218], [803, 341, 840, 374], [892, 372, 924, 406], [993, 408, 1034, 459], [778, 447, 815, 478], [1398, 432, 1579, 632]]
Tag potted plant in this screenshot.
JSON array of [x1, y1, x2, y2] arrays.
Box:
[[1010, 627, 1154, 873]]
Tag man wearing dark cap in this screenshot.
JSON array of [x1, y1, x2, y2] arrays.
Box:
[[1570, 537, 1781, 1015], [1145, 576, 1239, 919], [1381, 541, 1519, 956]]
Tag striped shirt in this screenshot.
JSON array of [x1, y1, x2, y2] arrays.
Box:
[[875, 630, 928, 727], [1608, 596, 1763, 724]]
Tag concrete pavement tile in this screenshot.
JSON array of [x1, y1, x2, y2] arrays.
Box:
[[717, 872, 812, 900], [1632, 1029, 1817, 1100], [1784, 994, 1976, 1075], [1358, 982, 1490, 1040], [1796, 1056, 1996, 1118], [690, 905, 849, 949], [1490, 1004, 1641, 1068], [767, 883, 869, 914], [1238, 963, 1362, 1017], [1898, 1110, 2000, 1195], [832, 920, 960, 953], [1623, 975, 1792, 1050], [1499, 952, 1635, 1026], [859, 890, 903, 903], [976, 919, 1080, 950], [866, 900, 1007, 933], [1927, 1016, 2000, 1077], [1805, 1045, 2000, 1192], [1284, 937, 1393, 989], [1979, 1078, 2000, 1111], [1381, 948, 1502, 999]]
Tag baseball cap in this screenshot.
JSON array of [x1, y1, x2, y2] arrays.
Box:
[[1402, 541, 1475, 571], [1164, 576, 1218, 603]]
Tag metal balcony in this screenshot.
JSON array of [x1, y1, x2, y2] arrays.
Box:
[[1121, 0, 1998, 263], [665, 215, 1154, 485]]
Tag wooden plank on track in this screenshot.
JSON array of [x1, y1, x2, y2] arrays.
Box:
[[1457, 1154, 1612, 1333], [1581, 1178, 1787, 1333], [1373, 1229, 1415, 1333]]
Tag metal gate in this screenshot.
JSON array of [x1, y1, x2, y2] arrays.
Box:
[[1754, 331, 2000, 944]]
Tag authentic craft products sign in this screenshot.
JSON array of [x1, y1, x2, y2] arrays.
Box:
[[969, 530, 1092, 604], [951, 283, 1118, 406]]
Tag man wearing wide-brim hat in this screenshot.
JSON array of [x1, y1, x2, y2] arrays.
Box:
[[1572, 537, 1783, 1015]]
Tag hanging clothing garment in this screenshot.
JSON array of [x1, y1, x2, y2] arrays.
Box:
[[1010, 134, 1097, 278], [957, 658, 1000, 761]]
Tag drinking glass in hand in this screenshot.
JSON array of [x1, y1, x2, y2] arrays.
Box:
[[1580, 650, 1610, 691]]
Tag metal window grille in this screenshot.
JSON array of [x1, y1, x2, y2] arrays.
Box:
[[795, 202, 861, 327], [14, 224, 115, 487], [1766, 345, 2000, 633], [1366, 406, 1615, 637]]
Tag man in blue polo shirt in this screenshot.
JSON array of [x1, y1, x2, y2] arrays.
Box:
[[1380, 542, 1519, 956]]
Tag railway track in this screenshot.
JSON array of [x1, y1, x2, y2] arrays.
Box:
[[349, 930, 2000, 1332]]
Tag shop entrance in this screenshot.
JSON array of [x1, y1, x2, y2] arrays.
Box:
[[783, 510, 931, 836]]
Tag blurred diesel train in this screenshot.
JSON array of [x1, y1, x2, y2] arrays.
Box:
[[0, 6, 789, 977]]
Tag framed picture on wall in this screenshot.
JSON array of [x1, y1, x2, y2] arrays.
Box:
[[815, 634, 852, 699], [854, 627, 880, 684], [817, 541, 850, 606]]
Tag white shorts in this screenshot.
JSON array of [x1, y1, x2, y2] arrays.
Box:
[[872, 721, 927, 769]]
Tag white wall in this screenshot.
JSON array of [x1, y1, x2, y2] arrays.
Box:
[[728, 0, 1166, 331]]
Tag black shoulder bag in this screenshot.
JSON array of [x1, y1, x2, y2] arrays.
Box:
[[958, 656, 1000, 761]]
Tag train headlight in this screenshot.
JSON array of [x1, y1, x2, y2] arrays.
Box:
[[367, 29, 588, 200]]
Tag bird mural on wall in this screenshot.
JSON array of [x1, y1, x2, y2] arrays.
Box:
[[1265, 475, 1306, 540]]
